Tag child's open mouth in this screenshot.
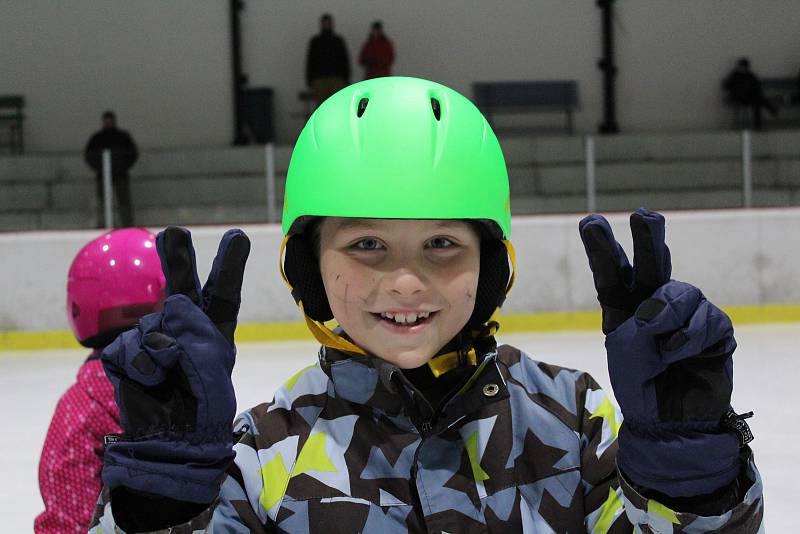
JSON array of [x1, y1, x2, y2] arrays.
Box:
[[372, 311, 437, 332]]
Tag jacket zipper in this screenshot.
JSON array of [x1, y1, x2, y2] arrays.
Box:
[[409, 434, 429, 532]]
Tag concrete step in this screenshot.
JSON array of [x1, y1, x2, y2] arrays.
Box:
[[774, 159, 800, 186], [499, 136, 584, 165], [510, 194, 585, 215], [36, 204, 276, 230], [51, 181, 95, 210], [510, 159, 800, 197], [134, 204, 271, 227], [0, 212, 38, 232], [751, 130, 800, 157], [0, 156, 61, 182], [752, 187, 800, 206], [47, 174, 288, 210], [0, 183, 49, 210], [55, 155, 96, 181], [594, 132, 742, 161], [0, 146, 294, 183], [9, 186, 798, 233], [500, 130, 800, 167], [133, 146, 293, 177], [597, 187, 799, 211], [508, 164, 582, 196], [132, 174, 269, 207], [511, 187, 799, 216], [39, 210, 97, 230], [512, 161, 745, 196], [147, 174, 285, 206]]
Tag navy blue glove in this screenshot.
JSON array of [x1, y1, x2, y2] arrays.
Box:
[[101, 227, 250, 504], [579, 208, 751, 498]]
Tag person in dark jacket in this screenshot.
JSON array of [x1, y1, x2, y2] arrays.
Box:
[[359, 21, 395, 80], [723, 58, 777, 130], [306, 14, 350, 107], [84, 111, 139, 227]]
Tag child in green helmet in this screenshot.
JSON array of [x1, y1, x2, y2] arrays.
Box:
[[92, 77, 763, 533]]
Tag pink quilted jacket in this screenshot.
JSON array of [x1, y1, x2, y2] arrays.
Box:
[[35, 354, 120, 533]]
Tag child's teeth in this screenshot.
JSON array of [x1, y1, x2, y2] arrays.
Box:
[[380, 311, 431, 325]]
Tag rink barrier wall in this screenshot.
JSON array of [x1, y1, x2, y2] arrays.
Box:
[[1, 304, 799, 352], [2, 208, 799, 351]]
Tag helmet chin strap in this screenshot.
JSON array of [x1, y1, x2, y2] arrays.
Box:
[[280, 236, 517, 377]]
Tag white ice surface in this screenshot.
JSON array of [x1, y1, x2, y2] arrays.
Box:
[[0, 324, 796, 532]]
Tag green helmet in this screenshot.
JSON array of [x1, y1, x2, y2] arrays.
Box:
[[282, 76, 511, 238], [281, 77, 514, 361]]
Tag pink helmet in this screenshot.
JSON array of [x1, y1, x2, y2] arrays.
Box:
[[67, 228, 166, 347]]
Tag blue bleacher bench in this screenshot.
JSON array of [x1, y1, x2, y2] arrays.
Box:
[[473, 80, 580, 134], [0, 95, 25, 154]]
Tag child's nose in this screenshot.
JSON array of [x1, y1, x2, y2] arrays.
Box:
[[387, 269, 426, 296]]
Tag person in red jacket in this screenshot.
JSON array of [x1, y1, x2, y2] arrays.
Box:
[[35, 228, 164, 533], [359, 21, 395, 79]]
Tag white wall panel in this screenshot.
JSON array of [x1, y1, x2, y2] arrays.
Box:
[[2, 208, 797, 332], [4, 1, 800, 150]]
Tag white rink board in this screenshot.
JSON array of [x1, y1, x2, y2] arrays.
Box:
[[0, 324, 795, 531], [2, 208, 800, 333]]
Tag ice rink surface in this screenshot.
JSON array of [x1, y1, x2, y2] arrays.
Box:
[[1, 324, 796, 532]]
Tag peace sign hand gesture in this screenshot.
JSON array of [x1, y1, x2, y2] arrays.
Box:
[[579, 208, 748, 499], [101, 227, 251, 505]]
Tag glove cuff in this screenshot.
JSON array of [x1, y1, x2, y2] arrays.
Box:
[[103, 439, 235, 503], [616, 423, 741, 498]]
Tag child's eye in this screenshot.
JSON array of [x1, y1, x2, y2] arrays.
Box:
[[354, 238, 384, 250], [427, 237, 455, 249]]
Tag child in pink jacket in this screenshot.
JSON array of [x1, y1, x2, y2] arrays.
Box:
[[35, 228, 164, 533]]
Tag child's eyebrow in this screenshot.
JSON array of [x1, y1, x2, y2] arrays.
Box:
[[431, 220, 467, 230], [334, 219, 382, 232], [335, 219, 468, 232]]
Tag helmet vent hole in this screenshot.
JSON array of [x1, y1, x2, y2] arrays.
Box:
[[357, 98, 369, 118], [430, 98, 441, 120]]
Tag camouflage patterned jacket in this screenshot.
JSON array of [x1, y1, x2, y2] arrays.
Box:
[[91, 345, 764, 533]]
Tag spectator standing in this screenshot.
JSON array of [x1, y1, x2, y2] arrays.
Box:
[[306, 14, 350, 107], [84, 111, 138, 227], [359, 21, 395, 79], [723, 57, 777, 130]]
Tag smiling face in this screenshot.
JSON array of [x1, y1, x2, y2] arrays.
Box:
[[318, 217, 481, 369]]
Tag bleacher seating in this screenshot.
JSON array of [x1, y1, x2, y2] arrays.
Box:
[[0, 131, 799, 232]]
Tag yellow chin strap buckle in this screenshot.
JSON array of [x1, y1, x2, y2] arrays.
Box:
[[427, 348, 478, 378], [279, 235, 367, 356], [279, 235, 517, 375]]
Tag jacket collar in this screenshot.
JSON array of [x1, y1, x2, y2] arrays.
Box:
[[320, 346, 509, 432]]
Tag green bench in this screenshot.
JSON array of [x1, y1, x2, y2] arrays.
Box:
[[0, 95, 25, 154]]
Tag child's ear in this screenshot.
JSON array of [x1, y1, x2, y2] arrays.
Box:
[[284, 233, 334, 322], [467, 239, 510, 328]]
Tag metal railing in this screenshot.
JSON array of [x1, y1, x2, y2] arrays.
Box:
[[581, 130, 757, 213], [98, 133, 763, 229]]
